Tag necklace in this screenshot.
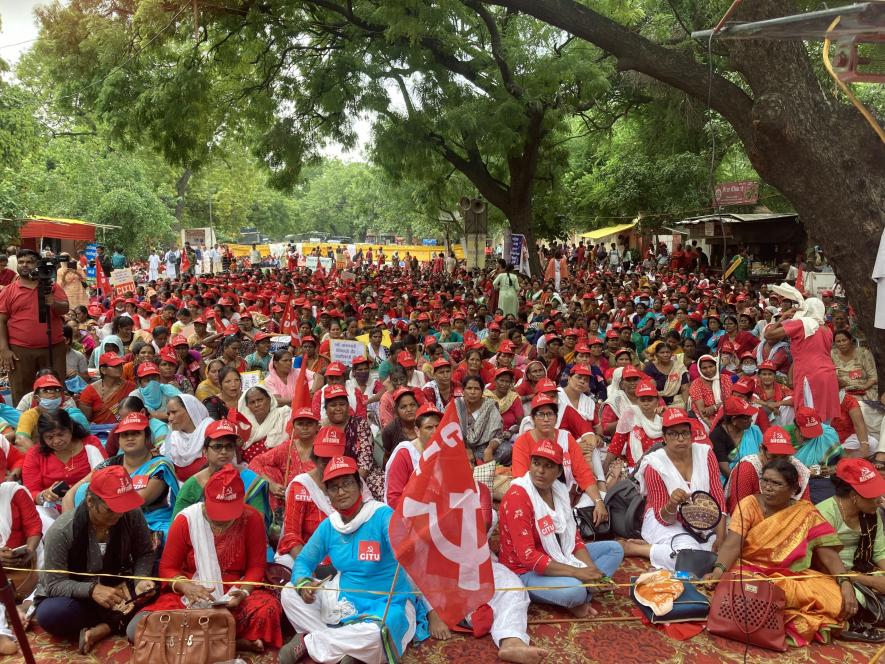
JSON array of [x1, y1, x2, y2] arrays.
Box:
[[836, 496, 858, 527]]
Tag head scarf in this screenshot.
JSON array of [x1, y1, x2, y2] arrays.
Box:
[[793, 297, 825, 338], [161, 394, 212, 467], [697, 354, 722, 403], [237, 386, 291, 450], [89, 334, 124, 369]]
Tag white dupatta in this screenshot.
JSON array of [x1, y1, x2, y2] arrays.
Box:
[[637, 444, 711, 499], [180, 503, 225, 601], [0, 482, 27, 546], [511, 473, 584, 568]]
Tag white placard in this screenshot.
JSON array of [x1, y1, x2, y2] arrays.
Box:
[[240, 370, 262, 391], [330, 339, 367, 367]]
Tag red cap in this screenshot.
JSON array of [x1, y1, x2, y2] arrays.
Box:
[[569, 365, 593, 378], [351, 356, 370, 367], [291, 406, 319, 422], [432, 358, 451, 370], [206, 419, 241, 440], [416, 402, 442, 419], [90, 465, 145, 513], [171, 334, 189, 347], [253, 332, 275, 343], [758, 360, 777, 372], [634, 380, 659, 397], [605, 330, 619, 339], [34, 375, 63, 390], [724, 396, 755, 417], [544, 333, 562, 344], [314, 426, 346, 457], [794, 406, 823, 438], [534, 378, 558, 394], [662, 407, 692, 428], [621, 366, 644, 380], [731, 378, 754, 395], [323, 384, 349, 401], [530, 393, 558, 412], [762, 426, 796, 455], [99, 352, 124, 367], [835, 458, 885, 499], [158, 347, 178, 364], [397, 351, 417, 368], [323, 455, 359, 483], [391, 387, 416, 404], [204, 465, 245, 521], [325, 361, 346, 377], [136, 362, 161, 378], [690, 419, 709, 444], [530, 438, 563, 465], [116, 412, 150, 433], [497, 340, 515, 354], [488, 322, 501, 331], [574, 343, 592, 354], [301, 336, 316, 345]]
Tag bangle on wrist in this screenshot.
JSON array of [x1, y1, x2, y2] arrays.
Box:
[[713, 562, 727, 573]]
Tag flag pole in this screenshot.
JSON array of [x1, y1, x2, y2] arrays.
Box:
[[379, 562, 403, 664], [380, 562, 402, 627]]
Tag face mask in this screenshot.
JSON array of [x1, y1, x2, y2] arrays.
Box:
[[140, 380, 164, 410], [39, 397, 62, 411], [742, 363, 758, 375], [725, 363, 738, 372]]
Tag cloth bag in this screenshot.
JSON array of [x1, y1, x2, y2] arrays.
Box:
[[706, 572, 786, 651], [631, 571, 710, 624], [132, 608, 236, 664]]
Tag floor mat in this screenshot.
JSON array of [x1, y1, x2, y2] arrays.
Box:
[[2, 558, 880, 663]]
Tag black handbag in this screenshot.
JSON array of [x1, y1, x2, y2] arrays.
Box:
[[574, 505, 611, 541], [853, 581, 885, 626], [670, 533, 717, 578]]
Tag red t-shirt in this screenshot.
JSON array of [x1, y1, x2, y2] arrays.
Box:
[[498, 484, 584, 575], [0, 279, 68, 347]]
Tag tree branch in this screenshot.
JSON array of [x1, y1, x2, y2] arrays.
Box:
[[479, 0, 754, 139], [463, 0, 524, 100]]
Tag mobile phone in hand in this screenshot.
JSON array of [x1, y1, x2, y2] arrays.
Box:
[[11, 546, 28, 556], [51, 481, 70, 498]]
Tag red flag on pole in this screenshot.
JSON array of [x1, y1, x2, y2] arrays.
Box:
[[279, 298, 298, 336], [95, 259, 111, 296], [388, 402, 494, 627], [292, 363, 311, 410], [794, 267, 805, 295]]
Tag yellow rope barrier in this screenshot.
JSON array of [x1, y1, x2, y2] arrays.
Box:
[[9, 566, 883, 596]]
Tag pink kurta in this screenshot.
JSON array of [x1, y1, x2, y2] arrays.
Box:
[[782, 319, 840, 421]]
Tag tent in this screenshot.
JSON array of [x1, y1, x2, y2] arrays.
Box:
[[18, 216, 119, 242], [578, 220, 638, 240]]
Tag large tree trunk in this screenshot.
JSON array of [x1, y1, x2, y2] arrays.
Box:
[[174, 167, 192, 230], [482, 0, 885, 387]]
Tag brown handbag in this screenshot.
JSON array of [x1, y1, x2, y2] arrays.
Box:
[[706, 572, 787, 651], [132, 608, 236, 664], [8, 562, 38, 602]]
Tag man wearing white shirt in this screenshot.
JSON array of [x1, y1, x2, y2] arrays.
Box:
[[148, 250, 160, 281]]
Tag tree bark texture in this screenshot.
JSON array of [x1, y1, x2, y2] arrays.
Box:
[[483, 0, 885, 387]]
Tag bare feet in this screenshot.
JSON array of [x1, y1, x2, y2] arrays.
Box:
[[498, 638, 546, 664], [16, 603, 30, 630], [236, 638, 265, 653], [78, 623, 111, 655], [428, 610, 451, 640], [620, 538, 651, 558], [568, 602, 598, 618], [0, 635, 17, 655]]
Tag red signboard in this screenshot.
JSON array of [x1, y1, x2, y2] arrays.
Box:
[[713, 180, 759, 206]]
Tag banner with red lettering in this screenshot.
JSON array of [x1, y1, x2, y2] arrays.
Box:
[[388, 402, 494, 627]]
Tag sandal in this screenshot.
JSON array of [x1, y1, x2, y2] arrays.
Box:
[[839, 623, 885, 643]]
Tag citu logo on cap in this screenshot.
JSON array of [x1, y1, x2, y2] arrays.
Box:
[[215, 485, 238, 502]]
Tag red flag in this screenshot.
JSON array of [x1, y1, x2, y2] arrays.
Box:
[[292, 363, 311, 410], [794, 267, 805, 295], [279, 298, 298, 335], [95, 259, 111, 296], [180, 248, 190, 273], [388, 402, 494, 627]]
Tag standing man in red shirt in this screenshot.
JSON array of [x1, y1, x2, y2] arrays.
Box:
[[0, 249, 70, 403]]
